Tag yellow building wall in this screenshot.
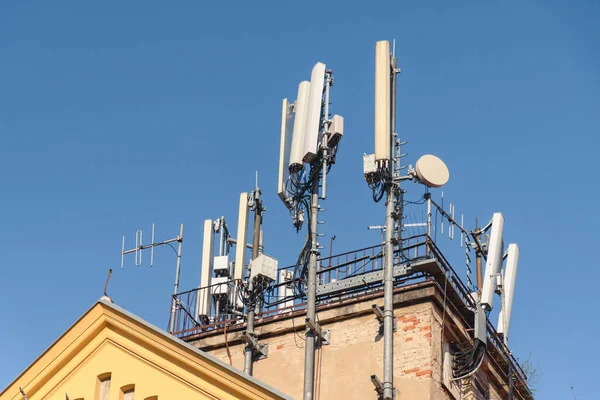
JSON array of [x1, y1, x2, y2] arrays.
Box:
[[1, 302, 289, 400], [46, 340, 222, 400]]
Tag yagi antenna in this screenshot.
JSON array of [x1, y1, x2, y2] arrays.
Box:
[[120, 223, 184, 333]]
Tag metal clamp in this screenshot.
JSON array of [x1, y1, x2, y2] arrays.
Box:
[[370, 375, 394, 400], [372, 304, 396, 332], [305, 317, 331, 346], [240, 333, 269, 360]]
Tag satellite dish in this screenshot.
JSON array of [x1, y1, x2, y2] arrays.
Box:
[[415, 154, 449, 188]]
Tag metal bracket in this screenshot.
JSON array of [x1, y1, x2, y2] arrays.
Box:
[[240, 333, 269, 360], [372, 304, 396, 332], [305, 317, 331, 346], [371, 375, 395, 400]]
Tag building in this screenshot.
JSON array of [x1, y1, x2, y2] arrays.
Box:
[[0, 299, 291, 400], [172, 237, 534, 399]]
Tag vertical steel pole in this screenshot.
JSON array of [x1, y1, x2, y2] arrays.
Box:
[[169, 223, 184, 333], [303, 179, 320, 400], [426, 197, 432, 256], [475, 218, 483, 291], [382, 56, 398, 400], [244, 191, 262, 375]]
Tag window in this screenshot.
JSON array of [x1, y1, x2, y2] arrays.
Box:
[[95, 373, 111, 400], [120, 384, 135, 400]]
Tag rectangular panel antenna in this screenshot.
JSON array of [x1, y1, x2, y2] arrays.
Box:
[[375, 40, 391, 162], [497, 243, 519, 340], [198, 219, 214, 317], [234, 192, 249, 281], [480, 213, 505, 310], [278, 98, 295, 204], [303, 62, 326, 163], [289, 81, 311, 170]]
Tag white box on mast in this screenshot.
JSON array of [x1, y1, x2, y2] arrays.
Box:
[[330, 114, 344, 143], [374, 40, 391, 162], [497, 243, 519, 340], [303, 62, 326, 163], [198, 219, 214, 317], [278, 98, 295, 204], [234, 192, 249, 281], [481, 213, 505, 310], [289, 81, 310, 171]]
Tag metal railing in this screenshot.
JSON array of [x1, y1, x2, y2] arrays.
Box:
[[169, 234, 427, 337], [167, 234, 532, 398]]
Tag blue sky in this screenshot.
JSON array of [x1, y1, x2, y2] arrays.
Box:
[[1, 1, 598, 398]]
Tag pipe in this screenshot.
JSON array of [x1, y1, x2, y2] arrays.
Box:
[[169, 223, 184, 333], [244, 190, 263, 375], [475, 218, 483, 291], [382, 56, 397, 400], [303, 180, 320, 400]]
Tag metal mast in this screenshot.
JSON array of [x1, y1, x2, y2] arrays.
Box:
[[303, 70, 333, 400], [382, 54, 400, 400], [303, 177, 320, 400], [244, 184, 264, 375], [170, 223, 184, 333]]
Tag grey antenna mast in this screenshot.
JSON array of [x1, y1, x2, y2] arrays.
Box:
[[121, 223, 184, 333], [364, 40, 401, 400], [242, 175, 269, 376], [365, 40, 450, 400], [276, 62, 342, 400]]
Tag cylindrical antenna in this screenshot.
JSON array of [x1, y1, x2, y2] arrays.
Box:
[[150, 223, 155, 267], [450, 203, 455, 240], [460, 215, 464, 247], [441, 192, 444, 235], [475, 217, 483, 291], [321, 70, 333, 200], [135, 230, 143, 266], [218, 217, 224, 257], [121, 236, 125, 269]]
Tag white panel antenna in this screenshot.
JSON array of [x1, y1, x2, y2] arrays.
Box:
[[278, 98, 295, 204], [303, 62, 326, 163], [374, 40, 391, 162], [480, 213, 505, 310], [234, 192, 249, 281], [497, 243, 519, 340], [198, 219, 214, 317], [289, 81, 311, 170]]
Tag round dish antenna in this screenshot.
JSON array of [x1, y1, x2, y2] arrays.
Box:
[[415, 154, 449, 188]]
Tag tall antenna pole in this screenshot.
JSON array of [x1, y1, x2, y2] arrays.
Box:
[[381, 54, 399, 400], [303, 176, 320, 400], [244, 185, 263, 375], [169, 223, 184, 333]]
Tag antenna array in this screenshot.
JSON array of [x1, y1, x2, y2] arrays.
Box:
[[110, 39, 527, 400], [276, 62, 344, 400]]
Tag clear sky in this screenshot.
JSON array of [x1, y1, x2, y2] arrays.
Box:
[[1, 1, 598, 398]]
